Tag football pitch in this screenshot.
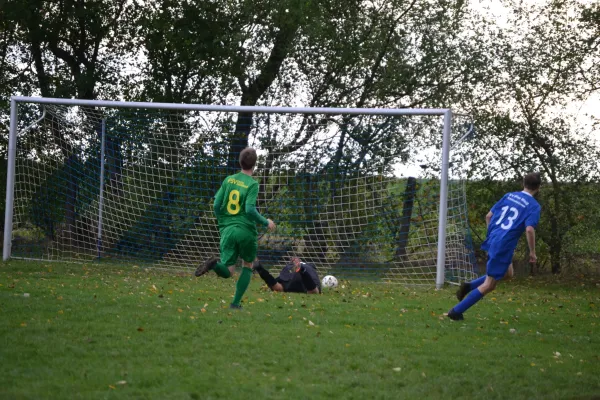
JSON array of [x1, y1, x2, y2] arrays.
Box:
[[1, 260, 598, 399]]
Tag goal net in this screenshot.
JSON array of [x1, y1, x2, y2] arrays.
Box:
[[3, 98, 478, 286]]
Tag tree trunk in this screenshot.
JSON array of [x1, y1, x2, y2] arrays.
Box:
[[395, 177, 417, 257], [302, 174, 328, 264], [549, 214, 562, 274], [226, 16, 299, 173], [227, 112, 252, 173]]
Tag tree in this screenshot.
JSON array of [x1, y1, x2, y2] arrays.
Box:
[[256, 0, 479, 262], [459, 0, 600, 273], [579, 2, 600, 95], [6, 0, 142, 242]]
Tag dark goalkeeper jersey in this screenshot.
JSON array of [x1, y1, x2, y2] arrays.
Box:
[[277, 262, 321, 293], [213, 172, 269, 234]]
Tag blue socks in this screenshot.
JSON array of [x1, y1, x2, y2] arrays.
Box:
[[469, 275, 486, 291], [453, 288, 484, 313]]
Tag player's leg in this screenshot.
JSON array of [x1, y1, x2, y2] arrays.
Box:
[[456, 275, 486, 301], [504, 263, 514, 279], [195, 228, 236, 278], [448, 257, 506, 320], [456, 254, 490, 301], [271, 281, 285, 292], [230, 229, 257, 308], [253, 260, 284, 291], [195, 256, 233, 278]]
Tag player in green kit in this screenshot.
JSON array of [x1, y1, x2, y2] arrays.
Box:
[[194, 147, 276, 309]]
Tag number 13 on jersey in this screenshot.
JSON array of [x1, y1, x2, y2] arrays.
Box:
[[496, 205, 519, 230]]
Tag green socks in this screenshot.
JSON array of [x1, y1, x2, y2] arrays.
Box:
[[231, 266, 253, 306], [213, 262, 231, 278]]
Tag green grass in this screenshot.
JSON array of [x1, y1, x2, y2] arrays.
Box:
[[1, 260, 599, 399]]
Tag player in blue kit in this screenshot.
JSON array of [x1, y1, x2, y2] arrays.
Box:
[[448, 172, 542, 321]]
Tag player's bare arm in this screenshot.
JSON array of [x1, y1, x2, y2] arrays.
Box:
[[526, 226, 536, 263], [486, 211, 493, 227]]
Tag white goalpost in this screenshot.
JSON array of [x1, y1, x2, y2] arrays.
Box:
[[3, 96, 477, 288]]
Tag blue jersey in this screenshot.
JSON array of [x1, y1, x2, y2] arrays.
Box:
[[481, 191, 541, 261]]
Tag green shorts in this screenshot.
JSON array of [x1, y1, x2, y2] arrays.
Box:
[[219, 226, 258, 266]]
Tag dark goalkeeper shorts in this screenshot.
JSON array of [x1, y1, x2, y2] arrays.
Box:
[[219, 226, 257, 266], [277, 276, 307, 293]]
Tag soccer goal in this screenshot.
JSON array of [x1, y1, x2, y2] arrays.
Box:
[[3, 97, 477, 287]]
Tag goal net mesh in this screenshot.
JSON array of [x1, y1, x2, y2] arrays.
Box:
[[8, 103, 478, 285]]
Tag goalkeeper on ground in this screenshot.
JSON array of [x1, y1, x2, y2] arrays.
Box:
[[253, 256, 321, 294]]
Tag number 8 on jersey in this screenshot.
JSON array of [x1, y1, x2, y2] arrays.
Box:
[[227, 190, 241, 215]]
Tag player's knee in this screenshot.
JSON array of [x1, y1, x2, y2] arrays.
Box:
[[479, 278, 497, 294], [272, 283, 284, 292], [307, 288, 320, 295], [504, 264, 514, 279]]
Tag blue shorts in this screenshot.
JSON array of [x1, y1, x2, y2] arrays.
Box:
[[486, 256, 511, 280]]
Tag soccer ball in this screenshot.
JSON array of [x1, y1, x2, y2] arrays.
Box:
[[321, 275, 338, 288]]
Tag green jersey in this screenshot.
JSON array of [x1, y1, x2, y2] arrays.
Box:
[[213, 172, 269, 234]]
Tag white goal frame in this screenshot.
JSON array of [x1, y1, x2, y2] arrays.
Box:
[[4, 96, 455, 288]]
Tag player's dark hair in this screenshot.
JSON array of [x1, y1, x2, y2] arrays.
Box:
[[523, 172, 542, 191], [239, 147, 257, 170]]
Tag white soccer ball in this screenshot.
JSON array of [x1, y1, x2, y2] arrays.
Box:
[[321, 275, 338, 288]]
